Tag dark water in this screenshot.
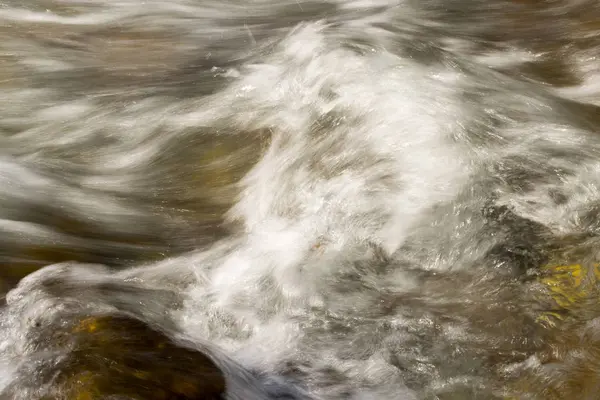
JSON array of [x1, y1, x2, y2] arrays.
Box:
[[2, 0, 600, 399]]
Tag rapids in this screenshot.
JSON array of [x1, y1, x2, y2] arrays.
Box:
[[2, 0, 600, 399]]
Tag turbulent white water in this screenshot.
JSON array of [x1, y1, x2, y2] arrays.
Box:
[[3, 0, 600, 399]]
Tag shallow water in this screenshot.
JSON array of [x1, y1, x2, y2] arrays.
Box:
[[2, 0, 600, 399]]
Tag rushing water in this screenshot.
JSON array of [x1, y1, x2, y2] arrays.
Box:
[[2, 0, 600, 399]]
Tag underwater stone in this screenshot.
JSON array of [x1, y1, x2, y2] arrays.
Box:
[[2, 314, 226, 400]]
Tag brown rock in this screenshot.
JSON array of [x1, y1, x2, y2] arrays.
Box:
[[4, 314, 226, 400]]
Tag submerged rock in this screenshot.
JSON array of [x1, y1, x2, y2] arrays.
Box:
[[535, 262, 600, 327], [2, 314, 226, 400]]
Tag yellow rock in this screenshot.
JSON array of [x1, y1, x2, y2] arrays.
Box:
[[508, 262, 600, 399], [535, 263, 599, 327]]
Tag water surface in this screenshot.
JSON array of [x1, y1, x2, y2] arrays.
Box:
[[2, 1, 600, 399]]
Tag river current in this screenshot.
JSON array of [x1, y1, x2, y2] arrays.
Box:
[[1, 1, 600, 399]]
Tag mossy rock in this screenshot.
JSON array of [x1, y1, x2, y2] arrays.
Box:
[[4, 314, 226, 400]]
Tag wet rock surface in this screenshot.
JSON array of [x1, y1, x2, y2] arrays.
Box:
[[1, 313, 226, 400]]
